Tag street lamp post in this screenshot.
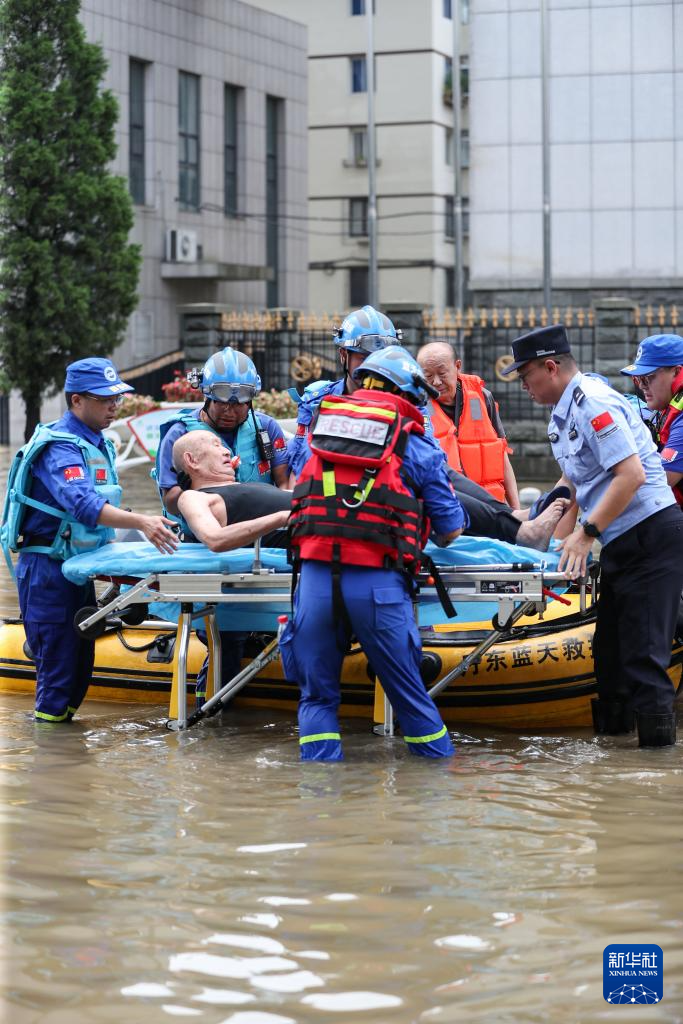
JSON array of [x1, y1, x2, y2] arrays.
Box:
[[366, 2, 378, 307]]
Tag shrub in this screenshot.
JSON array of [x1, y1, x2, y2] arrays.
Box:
[[254, 388, 297, 419], [117, 393, 160, 418]]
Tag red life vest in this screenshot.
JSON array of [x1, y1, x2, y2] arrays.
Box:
[[289, 389, 430, 574], [655, 366, 683, 507]]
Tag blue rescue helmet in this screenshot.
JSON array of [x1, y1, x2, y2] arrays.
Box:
[[333, 305, 402, 354], [353, 346, 439, 406], [193, 346, 262, 404]]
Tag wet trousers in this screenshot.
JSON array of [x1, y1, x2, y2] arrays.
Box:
[[16, 552, 96, 722], [595, 505, 683, 714], [280, 562, 454, 761]]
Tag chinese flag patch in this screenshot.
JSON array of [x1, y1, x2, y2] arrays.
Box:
[[63, 465, 85, 482], [661, 447, 678, 463], [95, 468, 107, 482], [590, 411, 614, 433], [273, 436, 286, 450], [258, 460, 269, 476]]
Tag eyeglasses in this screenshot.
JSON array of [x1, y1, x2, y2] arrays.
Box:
[[82, 393, 124, 407], [206, 383, 256, 404], [634, 368, 669, 388]]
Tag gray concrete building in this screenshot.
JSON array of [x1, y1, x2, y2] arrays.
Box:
[[469, 0, 683, 309], [9, 0, 309, 443]]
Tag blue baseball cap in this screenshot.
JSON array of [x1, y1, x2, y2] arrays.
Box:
[[64, 357, 134, 396], [620, 334, 683, 377]]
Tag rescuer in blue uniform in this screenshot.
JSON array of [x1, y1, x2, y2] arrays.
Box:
[[503, 325, 683, 748], [283, 346, 468, 761], [156, 346, 290, 704], [12, 358, 178, 723]]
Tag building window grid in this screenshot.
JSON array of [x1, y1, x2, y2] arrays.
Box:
[[224, 84, 239, 216], [266, 95, 280, 307], [351, 128, 368, 165], [351, 56, 367, 93], [129, 59, 146, 205], [446, 129, 469, 168], [445, 196, 469, 238], [179, 71, 200, 211], [349, 197, 368, 237]]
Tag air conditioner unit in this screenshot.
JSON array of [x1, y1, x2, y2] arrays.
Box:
[[166, 228, 198, 263]]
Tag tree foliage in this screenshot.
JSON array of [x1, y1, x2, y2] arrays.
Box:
[[0, 0, 141, 438]]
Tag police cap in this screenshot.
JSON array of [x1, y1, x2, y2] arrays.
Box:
[[501, 324, 572, 376]]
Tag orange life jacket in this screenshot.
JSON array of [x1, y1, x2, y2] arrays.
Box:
[[428, 373, 508, 503]]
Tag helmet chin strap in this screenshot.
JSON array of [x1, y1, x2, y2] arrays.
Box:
[[202, 399, 221, 430]]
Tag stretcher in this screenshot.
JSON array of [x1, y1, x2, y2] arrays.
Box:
[[64, 536, 594, 731]]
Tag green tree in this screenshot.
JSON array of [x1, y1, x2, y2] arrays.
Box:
[[0, 0, 141, 439]]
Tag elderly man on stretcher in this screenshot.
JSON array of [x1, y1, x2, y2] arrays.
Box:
[[172, 431, 292, 550], [171, 430, 569, 553]]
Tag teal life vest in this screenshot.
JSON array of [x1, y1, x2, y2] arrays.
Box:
[[0, 423, 121, 576]]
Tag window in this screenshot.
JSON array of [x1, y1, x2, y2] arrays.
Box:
[[462, 196, 470, 236], [445, 267, 454, 309], [224, 84, 240, 216], [443, 56, 453, 106], [460, 57, 469, 101], [445, 196, 454, 239], [349, 197, 368, 237], [351, 56, 367, 93], [445, 127, 453, 166], [461, 0, 470, 25], [129, 59, 146, 204], [351, 128, 368, 165], [443, 0, 452, 17], [351, 0, 365, 12], [460, 129, 470, 169], [350, 266, 369, 306], [179, 71, 200, 210], [266, 95, 282, 307]]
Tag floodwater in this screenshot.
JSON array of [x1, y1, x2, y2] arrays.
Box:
[[2, 454, 683, 1023]]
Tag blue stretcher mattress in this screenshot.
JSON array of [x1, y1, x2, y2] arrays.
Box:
[[62, 537, 563, 630]]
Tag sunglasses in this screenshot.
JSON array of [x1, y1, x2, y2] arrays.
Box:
[[633, 368, 672, 388], [206, 383, 257, 404]]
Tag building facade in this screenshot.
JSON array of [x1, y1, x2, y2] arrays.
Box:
[[246, 0, 470, 320], [469, 0, 683, 309]]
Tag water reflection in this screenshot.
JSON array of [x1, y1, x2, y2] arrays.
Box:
[[1, 450, 683, 1020]]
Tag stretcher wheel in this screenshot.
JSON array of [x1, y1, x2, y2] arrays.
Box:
[[73, 606, 106, 640], [120, 604, 148, 626]]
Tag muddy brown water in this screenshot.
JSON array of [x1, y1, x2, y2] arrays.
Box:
[[1, 452, 682, 1023]]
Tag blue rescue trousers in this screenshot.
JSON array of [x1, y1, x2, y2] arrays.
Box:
[[280, 562, 454, 761], [16, 552, 96, 722]]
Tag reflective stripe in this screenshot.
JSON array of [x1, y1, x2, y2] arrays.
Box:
[[35, 709, 69, 722], [322, 400, 395, 421], [299, 732, 342, 745], [403, 725, 448, 744], [352, 475, 376, 505], [322, 468, 336, 497]]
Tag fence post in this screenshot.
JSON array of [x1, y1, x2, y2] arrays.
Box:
[[592, 298, 637, 393]]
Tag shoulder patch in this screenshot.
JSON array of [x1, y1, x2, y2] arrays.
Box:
[[661, 447, 679, 463], [573, 386, 586, 407], [63, 465, 85, 482]]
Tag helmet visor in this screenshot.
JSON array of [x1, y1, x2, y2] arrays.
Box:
[[206, 382, 257, 404], [351, 333, 397, 352]]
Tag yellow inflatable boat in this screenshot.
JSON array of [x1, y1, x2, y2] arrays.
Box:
[[3, 595, 681, 729]]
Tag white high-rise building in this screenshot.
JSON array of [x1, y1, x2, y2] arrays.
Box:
[[244, 0, 470, 318]]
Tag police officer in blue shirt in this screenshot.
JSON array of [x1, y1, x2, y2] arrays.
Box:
[[14, 358, 178, 723], [502, 325, 683, 747]]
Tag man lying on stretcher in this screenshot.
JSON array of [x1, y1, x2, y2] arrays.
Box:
[[172, 432, 292, 551]]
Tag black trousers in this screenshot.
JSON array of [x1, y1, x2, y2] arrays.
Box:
[[594, 504, 683, 714], [445, 468, 520, 544]]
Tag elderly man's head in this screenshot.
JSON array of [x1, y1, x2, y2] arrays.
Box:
[[172, 431, 236, 486], [416, 342, 462, 406]]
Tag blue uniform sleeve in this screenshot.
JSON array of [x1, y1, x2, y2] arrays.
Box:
[[34, 442, 106, 528], [403, 437, 468, 536], [575, 394, 638, 472], [157, 422, 187, 491], [660, 416, 683, 475]]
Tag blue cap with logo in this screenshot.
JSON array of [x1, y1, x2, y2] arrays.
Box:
[[64, 357, 134, 396], [500, 324, 571, 376], [620, 334, 683, 377]]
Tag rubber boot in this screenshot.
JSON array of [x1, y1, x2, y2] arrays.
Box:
[[636, 712, 677, 748], [591, 698, 635, 735]]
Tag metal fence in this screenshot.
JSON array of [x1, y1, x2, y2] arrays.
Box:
[[177, 304, 680, 424]]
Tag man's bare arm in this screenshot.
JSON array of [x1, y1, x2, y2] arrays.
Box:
[[177, 490, 289, 552]]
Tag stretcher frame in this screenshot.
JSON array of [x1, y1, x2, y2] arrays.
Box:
[[73, 542, 594, 732]]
